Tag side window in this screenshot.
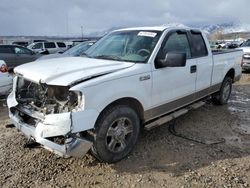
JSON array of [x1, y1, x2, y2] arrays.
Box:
[[14, 47, 31, 54], [190, 33, 208, 57], [45, 42, 56, 49], [162, 32, 191, 59], [0, 46, 13, 53], [57, 42, 66, 48], [32, 43, 43, 49]]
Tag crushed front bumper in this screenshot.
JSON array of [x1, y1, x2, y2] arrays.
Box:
[[7, 92, 94, 158]]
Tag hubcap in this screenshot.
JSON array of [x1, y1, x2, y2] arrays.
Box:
[[106, 117, 133, 153]]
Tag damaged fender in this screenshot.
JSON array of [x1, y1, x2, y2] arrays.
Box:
[[7, 84, 100, 158]]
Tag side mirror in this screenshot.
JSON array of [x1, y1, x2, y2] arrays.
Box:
[[156, 52, 186, 68]]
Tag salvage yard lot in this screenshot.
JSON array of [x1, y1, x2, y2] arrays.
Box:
[[0, 74, 250, 188]]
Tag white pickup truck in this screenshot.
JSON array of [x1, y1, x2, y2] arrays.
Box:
[[7, 26, 243, 163]]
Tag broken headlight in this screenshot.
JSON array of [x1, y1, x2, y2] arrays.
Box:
[[16, 77, 84, 114]]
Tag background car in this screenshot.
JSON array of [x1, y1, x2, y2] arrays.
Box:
[[12, 41, 29, 47], [0, 45, 42, 71], [238, 39, 250, 53], [222, 42, 239, 49], [37, 40, 96, 61], [238, 39, 250, 72], [0, 60, 12, 96], [27, 41, 68, 54]]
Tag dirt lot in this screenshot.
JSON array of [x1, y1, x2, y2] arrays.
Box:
[[0, 74, 250, 188]]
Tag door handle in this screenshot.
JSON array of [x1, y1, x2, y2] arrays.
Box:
[[190, 65, 197, 73]]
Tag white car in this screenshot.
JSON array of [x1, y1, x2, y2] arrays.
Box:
[[8, 26, 243, 163], [27, 42, 67, 54], [0, 60, 12, 96], [238, 39, 250, 71]]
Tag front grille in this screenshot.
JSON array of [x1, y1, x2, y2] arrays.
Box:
[[15, 76, 77, 115]]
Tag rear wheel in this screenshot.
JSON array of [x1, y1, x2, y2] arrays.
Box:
[[212, 76, 232, 105], [92, 105, 140, 163]]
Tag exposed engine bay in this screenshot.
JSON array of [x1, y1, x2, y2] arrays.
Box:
[[15, 77, 81, 115]]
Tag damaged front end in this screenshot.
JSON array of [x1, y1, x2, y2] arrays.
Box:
[[7, 76, 93, 158], [16, 77, 81, 115]]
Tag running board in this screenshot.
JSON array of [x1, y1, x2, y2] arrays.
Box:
[[144, 101, 205, 131]]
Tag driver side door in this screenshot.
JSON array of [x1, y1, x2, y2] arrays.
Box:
[[147, 30, 197, 119]]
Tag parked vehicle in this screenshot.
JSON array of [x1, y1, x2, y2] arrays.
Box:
[[238, 39, 250, 72], [0, 60, 12, 96], [12, 41, 29, 47], [33, 40, 47, 43], [222, 42, 239, 49], [7, 26, 243, 163], [241, 53, 250, 72], [0, 45, 41, 71], [27, 41, 67, 54], [72, 40, 89, 46], [36, 40, 96, 61]]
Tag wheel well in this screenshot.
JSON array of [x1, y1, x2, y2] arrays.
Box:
[[225, 68, 235, 82], [95, 98, 145, 127]]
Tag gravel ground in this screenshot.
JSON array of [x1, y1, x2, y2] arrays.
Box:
[[0, 74, 250, 188]]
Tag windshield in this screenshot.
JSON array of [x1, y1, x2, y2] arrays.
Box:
[[64, 41, 95, 56], [85, 30, 162, 63], [241, 39, 250, 47]]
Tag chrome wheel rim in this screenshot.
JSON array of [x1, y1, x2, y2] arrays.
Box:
[[106, 117, 133, 153]]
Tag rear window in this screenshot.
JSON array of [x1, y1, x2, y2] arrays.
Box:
[[190, 33, 208, 57], [57, 42, 66, 48], [45, 42, 56, 48], [0, 46, 13, 53]]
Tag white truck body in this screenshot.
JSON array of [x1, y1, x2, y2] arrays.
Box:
[[7, 26, 243, 161]]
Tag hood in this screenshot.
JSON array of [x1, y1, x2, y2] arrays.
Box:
[[238, 47, 250, 54], [14, 57, 135, 86], [36, 54, 69, 61]]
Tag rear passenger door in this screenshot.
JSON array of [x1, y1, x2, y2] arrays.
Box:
[[150, 30, 197, 119], [0, 46, 16, 69], [44, 42, 57, 54], [56, 42, 67, 52], [188, 30, 213, 97]]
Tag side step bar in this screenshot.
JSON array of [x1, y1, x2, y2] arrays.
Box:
[[144, 101, 205, 131]]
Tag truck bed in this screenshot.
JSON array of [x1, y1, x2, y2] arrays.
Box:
[[212, 49, 242, 55], [211, 49, 243, 86]]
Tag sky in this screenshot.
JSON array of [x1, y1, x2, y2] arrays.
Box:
[[0, 0, 249, 36]]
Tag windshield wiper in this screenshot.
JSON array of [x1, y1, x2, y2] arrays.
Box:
[[93, 55, 122, 61]]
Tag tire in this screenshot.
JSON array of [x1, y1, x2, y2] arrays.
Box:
[[212, 76, 232, 105], [92, 105, 140, 163]]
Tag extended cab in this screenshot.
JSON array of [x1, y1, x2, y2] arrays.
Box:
[[7, 26, 242, 163]]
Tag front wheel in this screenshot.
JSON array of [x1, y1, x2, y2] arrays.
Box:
[[212, 76, 232, 105], [92, 105, 140, 163]]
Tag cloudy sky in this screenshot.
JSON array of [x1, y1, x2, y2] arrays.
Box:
[[0, 0, 249, 36]]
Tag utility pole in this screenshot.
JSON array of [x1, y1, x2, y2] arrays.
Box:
[[81, 26, 83, 40]]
